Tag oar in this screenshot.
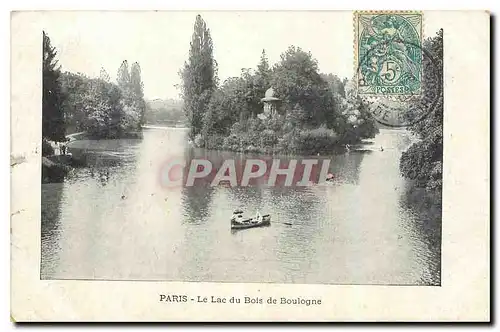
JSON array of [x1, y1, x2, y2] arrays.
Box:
[[274, 222, 293, 226]]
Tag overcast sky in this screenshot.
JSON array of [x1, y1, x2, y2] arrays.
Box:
[[44, 11, 441, 100]]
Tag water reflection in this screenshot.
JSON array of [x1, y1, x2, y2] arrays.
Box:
[[400, 182, 442, 285], [41, 183, 64, 277], [180, 148, 215, 224], [41, 127, 441, 285], [181, 186, 215, 224], [323, 151, 366, 185]]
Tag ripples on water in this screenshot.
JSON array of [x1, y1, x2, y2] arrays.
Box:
[[41, 128, 441, 285]]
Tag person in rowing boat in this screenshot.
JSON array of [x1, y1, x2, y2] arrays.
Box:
[[252, 211, 262, 224], [231, 209, 247, 225]]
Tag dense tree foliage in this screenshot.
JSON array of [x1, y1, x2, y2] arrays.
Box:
[[42, 31, 66, 143], [335, 80, 380, 143], [60, 62, 145, 138], [400, 29, 443, 193], [60, 72, 91, 133], [322, 73, 347, 98], [184, 39, 379, 154], [180, 15, 218, 140], [271, 46, 337, 128], [43, 31, 146, 140]]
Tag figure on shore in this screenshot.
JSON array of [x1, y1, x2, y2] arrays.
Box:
[[326, 173, 335, 182]]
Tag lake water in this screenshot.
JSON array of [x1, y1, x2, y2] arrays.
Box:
[[41, 127, 441, 285]]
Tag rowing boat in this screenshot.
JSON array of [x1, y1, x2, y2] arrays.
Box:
[[231, 214, 271, 230]]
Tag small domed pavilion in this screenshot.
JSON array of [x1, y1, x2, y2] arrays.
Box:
[[260, 87, 281, 117]]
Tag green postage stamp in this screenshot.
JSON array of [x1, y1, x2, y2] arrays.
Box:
[[355, 11, 423, 96]]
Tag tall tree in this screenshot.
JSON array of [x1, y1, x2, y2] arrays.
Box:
[[99, 67, 111, 82], [180, 14, 218, 140], [117, 60, 143, 130], [117, 60, 131, 92], [256, 49, 271, 87], [42, 31, 66, 141], [130, 62, 146, 126], [253, 49, 272, 117]]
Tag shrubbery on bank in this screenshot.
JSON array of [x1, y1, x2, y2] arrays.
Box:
[[399, 30, 443, 193]]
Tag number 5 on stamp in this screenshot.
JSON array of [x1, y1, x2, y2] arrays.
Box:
[[355, 11, 423, 97]]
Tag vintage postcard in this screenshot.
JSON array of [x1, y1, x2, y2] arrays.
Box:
[[11, 11, 489, 321]]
